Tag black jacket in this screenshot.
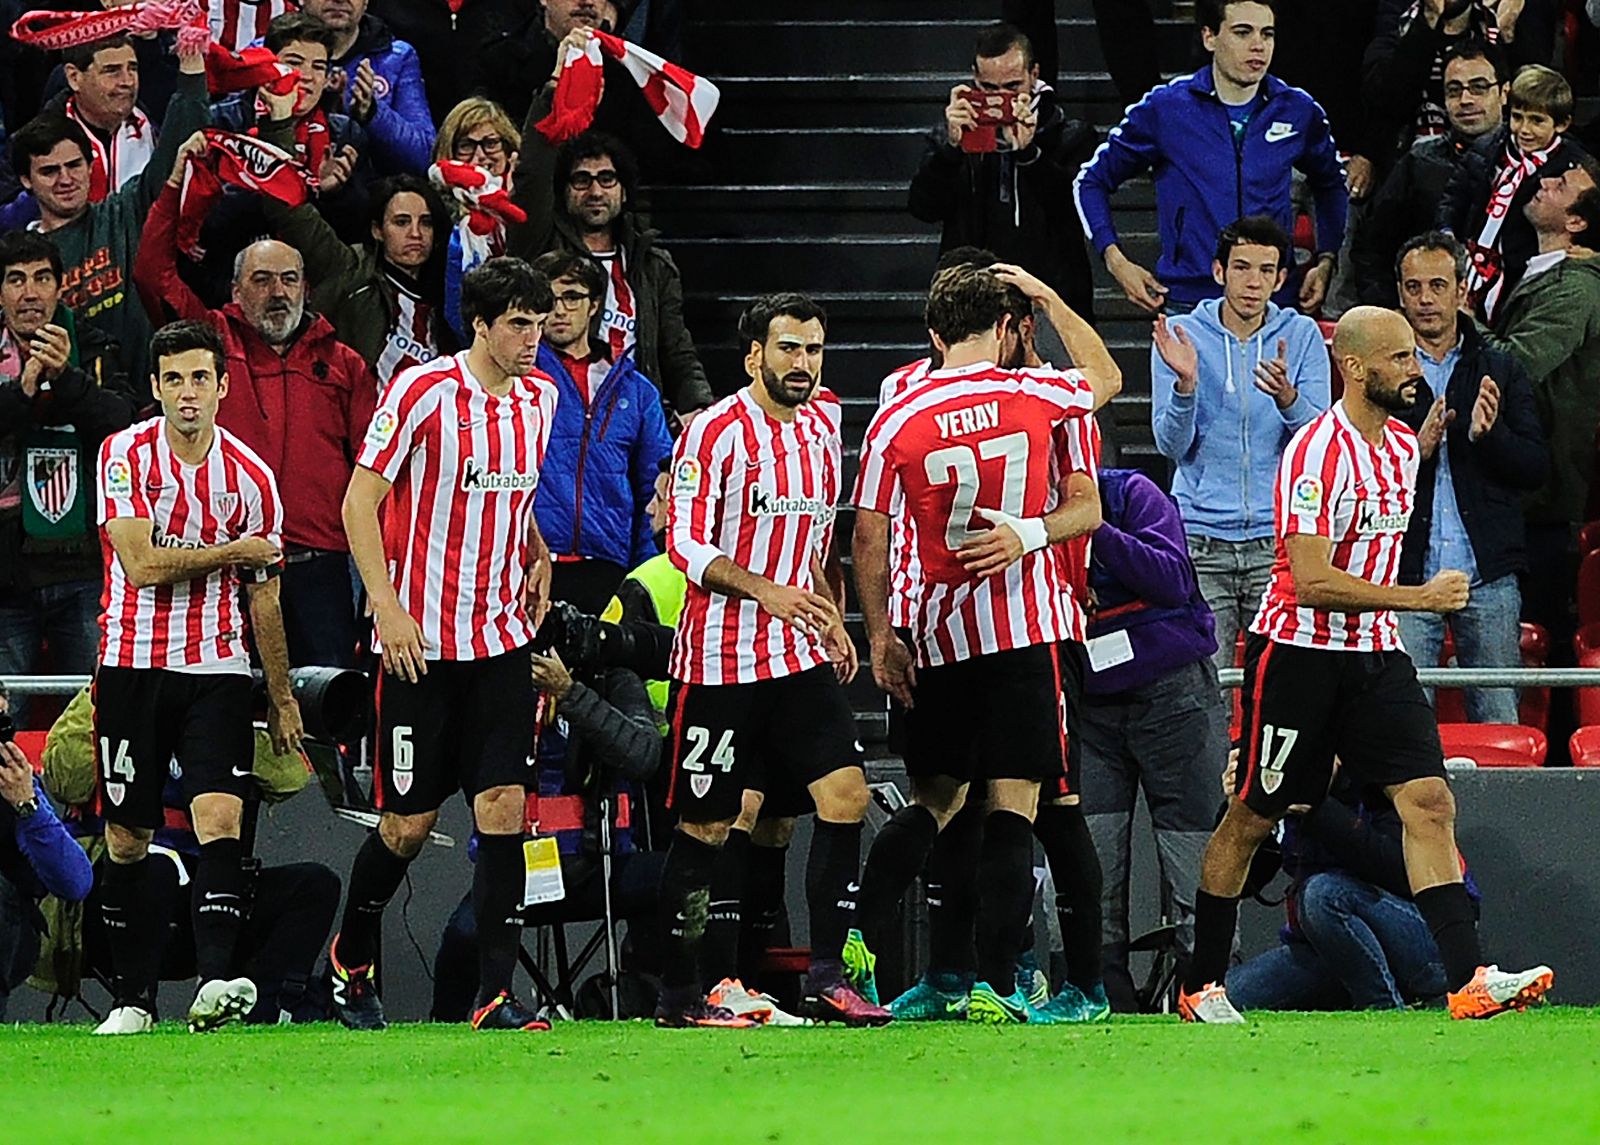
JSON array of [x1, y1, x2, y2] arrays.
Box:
[[1355, 133, 1469, 308], [0, 313, 141, 589], [907, 89, 1098, 321], [370, 0, 525, 126], [1398, 321, 1547, 586], [1438, 128, 1590, 322]]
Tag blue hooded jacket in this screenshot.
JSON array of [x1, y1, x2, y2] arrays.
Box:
[[1150, 299, 1331, 541], [533, 343, 672, 570], [330, 16, 436, 175], [1073, 67, 1347, 307]]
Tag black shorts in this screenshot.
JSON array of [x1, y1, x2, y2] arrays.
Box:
[[373, 645, 538, 815], [666, 664, 863, 823], [1235, 633, 1448, 819], [1048, 639, 1088, 801], [93, 667, 254, 830], [901, 642, 1070, 787]]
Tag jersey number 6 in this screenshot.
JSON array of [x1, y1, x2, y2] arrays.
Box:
[[924, 431, 1030, 549]]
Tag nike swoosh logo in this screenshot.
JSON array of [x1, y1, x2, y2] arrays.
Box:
[[203, 892, 240, 901], [231, 767, 252, 778]]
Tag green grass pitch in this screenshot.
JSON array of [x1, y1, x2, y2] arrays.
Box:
[[7, 1010, 1600, 1144]]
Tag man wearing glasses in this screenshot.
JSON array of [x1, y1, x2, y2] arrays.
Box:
[[1354, 42, 1509, 308], [511, 121, 713, 430]]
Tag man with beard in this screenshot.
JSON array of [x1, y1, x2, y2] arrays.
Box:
[[1178, 305, 1554, 1025], [652, 293, 884, 1028], [134, 134, 378, 669]]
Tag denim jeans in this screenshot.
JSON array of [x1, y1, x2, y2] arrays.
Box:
[[1396, 573, 1522, 724], [1185, 536, 1275, 680], [0, 579, 102, 727], [1226, 871, 1447, 1011]]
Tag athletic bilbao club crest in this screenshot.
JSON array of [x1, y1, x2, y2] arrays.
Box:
[[690, 774, 712, 799], [1260, 765, 1283, 796], [105, 782, 125, 806], [213, 491, 239, 520], [27, 447, 77, 525], [394, 771, 413, 795]]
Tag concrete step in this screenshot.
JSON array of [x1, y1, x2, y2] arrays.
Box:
[[669, 233, 939, 293]]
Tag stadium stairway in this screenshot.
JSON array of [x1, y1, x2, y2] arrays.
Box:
[[651, 0, 1197, 746]]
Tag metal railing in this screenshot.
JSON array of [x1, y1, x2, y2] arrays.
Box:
[[11, 668, 1600, 697]]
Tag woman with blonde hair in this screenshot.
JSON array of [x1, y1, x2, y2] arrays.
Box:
[[431, 96, 526, 334]]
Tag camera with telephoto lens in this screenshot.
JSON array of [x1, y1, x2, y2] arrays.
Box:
[[531, 601, 605, 674], [251, 666, 371, 745]]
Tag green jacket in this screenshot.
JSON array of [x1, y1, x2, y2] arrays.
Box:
[[1485, 251, 1600, 527], [267, 198, 457, 374], [43, 70, 210, 384], [506, 87, 713, 418]]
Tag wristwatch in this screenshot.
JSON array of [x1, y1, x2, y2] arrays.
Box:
[[11, 797, 39, 820]]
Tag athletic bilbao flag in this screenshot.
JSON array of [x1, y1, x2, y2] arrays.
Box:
[[535, 30, 720, 149], [10, 0, 200, 49], [176, 130, 313, 258]]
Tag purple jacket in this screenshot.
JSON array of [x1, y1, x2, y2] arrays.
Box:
[[1083, 469, 1217, 696]]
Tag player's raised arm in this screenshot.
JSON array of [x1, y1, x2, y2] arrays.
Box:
[[102, 519, 279, 590], [1285, 534, 1468, 615], [991, 263, 1122, 411]]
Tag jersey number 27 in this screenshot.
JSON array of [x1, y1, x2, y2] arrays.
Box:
[[923, 431, 1029, 550]]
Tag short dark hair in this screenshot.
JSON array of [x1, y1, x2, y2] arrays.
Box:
[[1214, 215, 1291, 271], [460, 257, 553, 331], [62, 33, 134, 74], [1441, 37, 1507, 84], [1197, 0, 1276, 33], [737, 293, 828, 352], [554, 131, 639, 206], [936, 246, 999, 273], [369, 174, 447, 237], [150, 319, 226, 379], [1571, 185, 1600, 244], [265, 12, 339, 56], [1395, 231, 1468, 283], [974, 22, 1033, 69], [925, 266, 1011, 347], [10, 114, 91, 179], [531, 250, 606, 301], [0, 231, 64, 285]]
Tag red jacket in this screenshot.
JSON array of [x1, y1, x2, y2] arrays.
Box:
[[136, 184, 378, 552]]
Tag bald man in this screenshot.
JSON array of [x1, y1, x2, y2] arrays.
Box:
[[134, 139, 380, 665], [1177, 306, 1554, 1025]]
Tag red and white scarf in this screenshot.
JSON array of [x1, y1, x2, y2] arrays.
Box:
[[535, 30, 719, 148], [176, 128, 314, 258], [1466, 139, 1557, 320], [64, 96, 155, 202], [430, 159, 526, 280], [10, 0, 200, 50]]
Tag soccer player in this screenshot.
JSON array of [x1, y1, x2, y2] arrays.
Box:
[[92, 319, 304, 1035], [654, 292, 887, 1028], [850, 263, 1120, 1023], [1179, 305, 1554, 1024], [329, 257, 559, 1032]]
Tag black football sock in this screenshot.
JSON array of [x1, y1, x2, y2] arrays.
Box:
[[854, 805, 938, 954], [192, 837, 247, 983], [975, 810, 1036, 992], [657, 828, 720, 992], [100, 854, 174, 1009], [1034, 802, 1105, 992], [1184, 889, 1240, 993], [925, 804, 982, 976], [701, 826, 749, 989], [1414, 883, 1484, 991], [472, 834, 527, 1006], [737, 842, 788, 986], [804, 818, 862, 979], [336, 831, 414, 968]]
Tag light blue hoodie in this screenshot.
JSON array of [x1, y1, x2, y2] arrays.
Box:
[[1150, 299, 1331, 541]]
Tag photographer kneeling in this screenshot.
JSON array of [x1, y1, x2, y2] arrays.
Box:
[[430, 603, 666, 1020]]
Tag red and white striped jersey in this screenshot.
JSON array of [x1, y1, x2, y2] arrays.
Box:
[[876, 358, 933, 631], [854, 361, 1095, 667], [376, 290, 438, 389], [208, 0, 294, 54], [97, 417, 283, 673], [593, 250, 637, 364], [357, 352, 559, 661], [1250, 402, 1419, 651], [666, 386, 842, 685], [1050, 412, 1102, 643]]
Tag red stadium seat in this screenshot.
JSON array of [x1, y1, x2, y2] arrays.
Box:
[[1569, 726, 1600, 768], [1577, 646, 1600, 728], [1433, 623, 1547, 731], [1580, 520, 1600, 558], [1438, 723, 1547, 768], [1575, 621, 1600, 661], [1579, 549, 1600, 627]]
